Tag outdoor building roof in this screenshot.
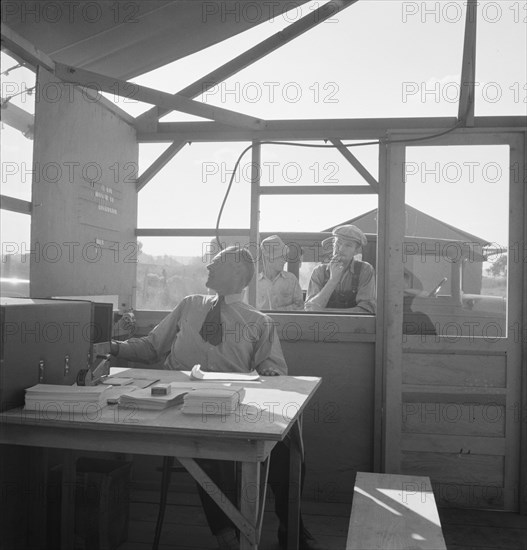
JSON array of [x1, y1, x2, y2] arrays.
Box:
[[325, 204, 490, 246]]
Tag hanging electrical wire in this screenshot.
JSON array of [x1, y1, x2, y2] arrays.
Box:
[[1, 85, 36, 107], [214, 120, 464, 248], [0, 62, 24, 76]]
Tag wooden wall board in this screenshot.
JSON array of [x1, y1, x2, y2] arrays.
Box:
[[30, 68, 138, 309], [402, 353, 506, 387], [402, 402, 505, 437], [401, 451, 504, 486]]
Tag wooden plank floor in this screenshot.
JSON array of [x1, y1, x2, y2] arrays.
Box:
[[116, 488, 527, 550], [119, 488, 349, 550]]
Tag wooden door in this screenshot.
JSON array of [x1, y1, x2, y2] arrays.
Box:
[[377, 131, 525, 511]]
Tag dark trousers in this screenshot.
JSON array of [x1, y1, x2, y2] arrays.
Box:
[[196, 440, 305, 535]]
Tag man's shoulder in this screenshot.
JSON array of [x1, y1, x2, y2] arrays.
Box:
[[178, 294, 214, 307], [355, 260, 374, 272], [235, 301, 273, 322], [280, 270, 300, 282]]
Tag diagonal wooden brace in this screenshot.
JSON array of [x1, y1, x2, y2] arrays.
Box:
[[178, 457, 258, 546]]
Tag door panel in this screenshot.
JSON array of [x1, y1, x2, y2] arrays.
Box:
[[381, 132, 524, 511]]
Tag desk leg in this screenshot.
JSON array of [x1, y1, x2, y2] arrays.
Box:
[[27, 447, 48, 549], [287, 420, 303, 550], [179, 457, 259, 547], [240, 461, 259, 550], [60, 450, 76, 550]]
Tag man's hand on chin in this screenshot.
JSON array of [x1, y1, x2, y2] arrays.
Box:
[[259, 369, 280, 376]]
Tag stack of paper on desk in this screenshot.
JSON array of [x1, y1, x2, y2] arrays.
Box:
[[118, 383, 188, 410], [190, 364, 259, 381], [182, 387, 245, 415], [24, 384, 109, 411]]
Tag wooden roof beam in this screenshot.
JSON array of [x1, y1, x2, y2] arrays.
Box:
[[137, 116, 526, 142], [135, 0, 359, 128], [1, 24, 134, 125], [0, 101, 34, 139], [330, 139, 379, 193], [54, 63, 265, 130], [458, 0, 478, 126], [259, 185, 376, 195], [1, 195, 32, 215], [1, 23, 54, 72], [136, 228, 251, 237], [138, 117, 458, 142]]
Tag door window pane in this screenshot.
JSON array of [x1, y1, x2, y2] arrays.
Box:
[[404, 145, 509, 338]]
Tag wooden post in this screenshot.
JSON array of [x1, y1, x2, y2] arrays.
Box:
[[451, 260, 462, 305], [248, 141, 261, 307], [373, 141, 388, 472], [520, 130, 527, 515], [240, 462, 259, 550], [376, 138, 406, 473]]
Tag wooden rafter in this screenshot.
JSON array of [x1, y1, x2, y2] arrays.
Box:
[[0, 102, 34, 138], [1, 24, 134, 125], [0, 195, 32, 215], [137, 116, 527, 143], [259, 185, 376, 195], [458, 0, 478, 126], [54, 63, 264, 130], [330, 139, 379, 193], [136, 140, 187, 192], [1, 23, 54, 71], [136, 228, 251, 237], [135, 0, 359, 128]]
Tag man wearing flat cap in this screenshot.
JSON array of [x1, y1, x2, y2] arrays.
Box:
[[257, 235, 304, 311], [305, 225, 376, 313]]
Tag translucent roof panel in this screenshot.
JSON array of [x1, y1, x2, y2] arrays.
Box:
[[192, 0, 468, 120], [94, 1, 525, 121]]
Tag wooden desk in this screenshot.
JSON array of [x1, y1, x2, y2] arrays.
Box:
[[347, 472, 447, 550], [0, 369, 321, 550]]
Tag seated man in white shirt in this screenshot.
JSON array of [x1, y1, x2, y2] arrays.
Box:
[[111, 245, 318, 550], [257, 235, 304, 311], [305, 225, 376, 313]]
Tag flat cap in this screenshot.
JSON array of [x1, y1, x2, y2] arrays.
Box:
[[260, 235, 289, 259], [322, 224, 368, 248]]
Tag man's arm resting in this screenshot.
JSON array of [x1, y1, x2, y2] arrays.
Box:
[[305, 278, 338, 310], [109, 337, 160, 363], [259, 367, 280, 376], [254, 320, 288, 376], [110, 340, 120, 356], [109, 302, 185, 364]]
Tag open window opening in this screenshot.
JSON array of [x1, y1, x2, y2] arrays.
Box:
[[403, 144, 510, 338]]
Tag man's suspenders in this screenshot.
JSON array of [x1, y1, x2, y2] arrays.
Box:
[[326, 261, 363, 309]]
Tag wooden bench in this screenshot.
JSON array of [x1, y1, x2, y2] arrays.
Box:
[[346, 472, 447, 550]]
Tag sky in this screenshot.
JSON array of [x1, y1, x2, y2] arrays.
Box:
[[1, 0, 526, 258]]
